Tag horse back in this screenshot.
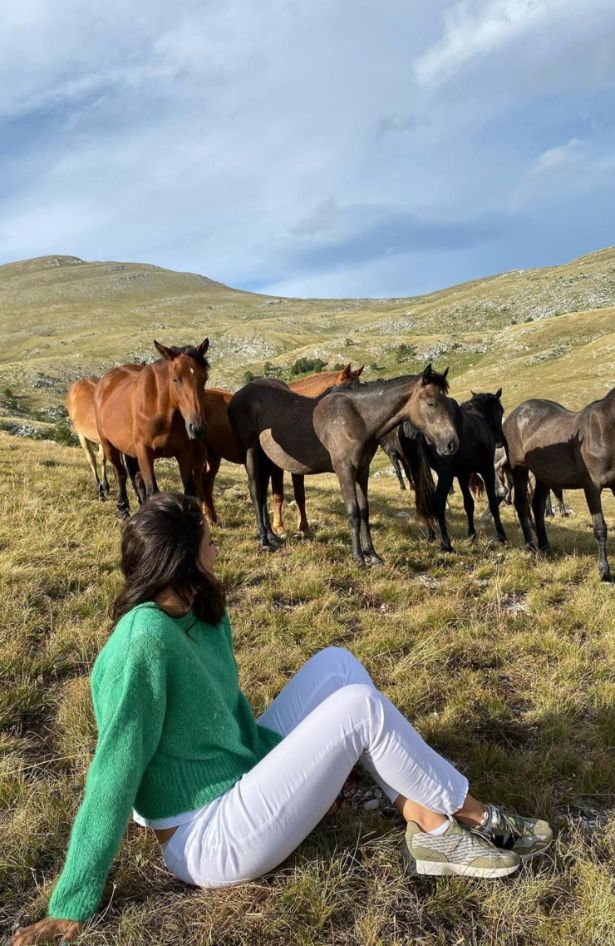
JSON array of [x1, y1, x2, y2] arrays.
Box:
[[229, 382, 332, 473], [503, 398, 585, 488]]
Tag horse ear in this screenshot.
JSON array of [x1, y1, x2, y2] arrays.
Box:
[[471, 390, 477, 397], [421, 364, 433, 384], [355, 364, 364, 377], [342, 363, 351, 378], [495, 387, 502, 399], [196, 338, 210, 357], [154, 341, 175, 360], [442, 366, 449, 379]]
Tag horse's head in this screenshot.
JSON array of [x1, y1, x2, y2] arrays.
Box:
[[336, 362, 365, 387], [154, 338, 210, 440], [470, 388, 504, 446], [409, 365, 458, 456]]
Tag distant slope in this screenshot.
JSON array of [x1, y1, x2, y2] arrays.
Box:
[[1, 249, 614, 430]]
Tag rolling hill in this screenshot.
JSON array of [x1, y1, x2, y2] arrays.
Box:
[[1, 248, 614, 434]]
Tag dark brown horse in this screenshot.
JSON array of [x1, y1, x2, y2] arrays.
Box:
[[503, 388, 615, 582], [200, 364, 364, 530], [401, 390, 507, 550], [66, 377, 110, 499], [95, 340, 210, 517], [228, 365, 458, 566], [379, 427, 414, 491]]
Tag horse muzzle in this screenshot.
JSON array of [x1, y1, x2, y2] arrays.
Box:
[[437, 434, 459, 456], [186, 421, 208, 440]]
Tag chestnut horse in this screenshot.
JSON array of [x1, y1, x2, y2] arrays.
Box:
[[503, 387, 615, 582], [228, 365, 458, 566], [66, 378, 109, 499], [201, 363, 364, 529], [95, 339, 210, 517]]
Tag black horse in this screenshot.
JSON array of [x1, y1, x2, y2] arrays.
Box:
[[379, 428, 414, 490], [401, 390, 507, 550]]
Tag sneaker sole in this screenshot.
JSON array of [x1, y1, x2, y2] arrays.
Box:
[[403, 844, 519, 879]]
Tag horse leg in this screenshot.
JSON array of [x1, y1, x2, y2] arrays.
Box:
[[271, 465, 285, 536], [292, 474, 311, 535], [258, 452, 283, 547], [391, 452, 406, 490], [104, 442, 130, 518], [554, 487, 568, 517], [77, 433, 104, 499], [544, 491, 554, 518], [245, 446, 276, 551], [202, 449, 221, 525], [512, 467, 535, 550], [356, 464, 383, 566], [458, 473, 476, 542], [482, 464, 507, 544], [434, 474, 453, 552], [334, 462, 365, 567], [98, 443, 110, 496], [583, 483, 612, 582], [531, 480, 551, 553], [123, 454, 145, 504], [135, 446, 159, 500]]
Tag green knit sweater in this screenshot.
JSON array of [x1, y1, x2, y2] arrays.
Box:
[[48, 602, 282, 922]]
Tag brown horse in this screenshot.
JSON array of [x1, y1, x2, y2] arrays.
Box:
[[95, 340, 210, 517], [200, 364, 364, 529], [228, 365, 458, 566], [503, 387, 615, 582], [66, 378, 109, 499]]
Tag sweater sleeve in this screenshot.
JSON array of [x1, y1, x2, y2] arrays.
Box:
[[47, 630, 167, 922]]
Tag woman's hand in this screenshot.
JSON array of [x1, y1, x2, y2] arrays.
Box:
[[9, 918, 84, 945]]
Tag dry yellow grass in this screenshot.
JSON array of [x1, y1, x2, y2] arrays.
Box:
[[1, 433, 614, 946]]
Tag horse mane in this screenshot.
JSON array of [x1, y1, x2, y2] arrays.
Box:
[[327, 370, 450, 397], [164, 345, 210, 371]]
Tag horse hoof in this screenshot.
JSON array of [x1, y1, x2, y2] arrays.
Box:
[[497, 535, 507, 544], [260, 542, 278, 553], [468, 533, 477, 544], [525, 542, 538, 552], [353, 556, 367, 568], [368, 554, 385, 567], [116, 508, 130, 521], [599, 571, 614, 584], [440, 544, 454, 554]]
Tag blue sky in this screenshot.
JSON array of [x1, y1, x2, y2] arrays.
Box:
[[1, 0, 615, 298]]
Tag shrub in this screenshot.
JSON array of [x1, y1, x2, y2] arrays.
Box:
[[290, 357, 327, 376]]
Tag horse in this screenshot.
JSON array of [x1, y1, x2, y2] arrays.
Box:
[[503, 387, 615, 582], [200, 364, 364, 531], [401, 390, 506, 550], [379, 427, 414, 490], [95, 339, 210, 517], [227, 365, 458, 566], [66, 378, 110, 499]]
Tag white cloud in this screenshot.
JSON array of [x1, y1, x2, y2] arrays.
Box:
[[415, 0, 578, 86], [532, 138, 586, 174]]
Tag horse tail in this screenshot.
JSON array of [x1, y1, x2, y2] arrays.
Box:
[[399, 429, 437, 523], [469, 472, 485, 497]]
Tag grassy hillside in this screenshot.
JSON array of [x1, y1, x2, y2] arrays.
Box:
[[1, 248, 615, 432], [2, 250, 615, 944], [1, 434, 614, 946]]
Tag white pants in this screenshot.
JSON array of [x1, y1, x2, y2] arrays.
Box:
[[162, 647, 468, 887]]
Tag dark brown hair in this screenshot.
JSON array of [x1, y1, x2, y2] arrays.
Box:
[[112, 492, 225, 627]]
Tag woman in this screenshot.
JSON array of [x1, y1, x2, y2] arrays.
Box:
[[11, 493, 552, 945]]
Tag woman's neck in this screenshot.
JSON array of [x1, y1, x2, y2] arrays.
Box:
[[153, 586, 192, 617]]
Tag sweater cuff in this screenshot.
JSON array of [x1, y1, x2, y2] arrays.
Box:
[[48, 876, 105, 922]]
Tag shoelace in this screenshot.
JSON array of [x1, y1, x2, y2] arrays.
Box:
[[479, 804, 526, 849]]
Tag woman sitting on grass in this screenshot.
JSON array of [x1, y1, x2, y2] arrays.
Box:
[[11, 492, 552, 946]]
